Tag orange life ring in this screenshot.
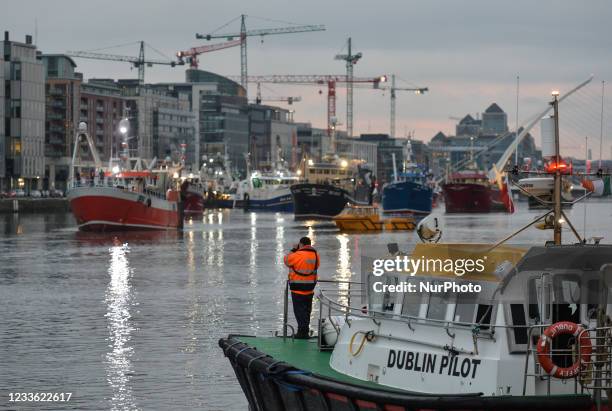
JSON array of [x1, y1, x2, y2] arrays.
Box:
[[536, 321, 592, 379]]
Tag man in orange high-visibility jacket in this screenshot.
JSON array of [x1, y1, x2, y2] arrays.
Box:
[[284, 236, 320, 339]]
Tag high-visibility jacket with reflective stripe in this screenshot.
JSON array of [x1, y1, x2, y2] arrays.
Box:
[[284, 245, 320, 295]]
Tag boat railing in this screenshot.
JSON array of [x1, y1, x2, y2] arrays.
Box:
[[69, 179, 168, 199], [279, 279, 364, 343], [522, 324, 612, 403], [577, 325, 612, 405]]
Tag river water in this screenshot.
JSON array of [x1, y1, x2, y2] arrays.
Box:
[[1, 200, 611, 410]]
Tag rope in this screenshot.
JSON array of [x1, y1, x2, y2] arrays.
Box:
[[349, 330, 375, 357]]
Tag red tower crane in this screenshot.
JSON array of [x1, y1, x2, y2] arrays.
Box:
[[176, 39, 242, 69], [231, 74, 387, 136]]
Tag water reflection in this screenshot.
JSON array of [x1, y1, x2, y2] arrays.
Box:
[[105, 241, 137, 410], [335, 233, 352, 306]]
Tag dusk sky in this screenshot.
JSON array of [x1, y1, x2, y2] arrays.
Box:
[[4, 0, 612, 158]]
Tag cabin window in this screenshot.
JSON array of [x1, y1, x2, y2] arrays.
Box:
[[453, 293, 476, 323], [552, 274, 581, 324], [426, 287, 449, 321], [475, 304, 492, 330], [509, 304, 528, 345], [401, 290, 421, 317], [586, 279, 601, 320], [367, 275, 398, 316]]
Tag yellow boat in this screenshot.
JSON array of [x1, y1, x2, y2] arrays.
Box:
[[333, 206, 415, 232]]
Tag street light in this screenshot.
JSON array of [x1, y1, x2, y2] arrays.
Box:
[[119, 118, 129, 135]]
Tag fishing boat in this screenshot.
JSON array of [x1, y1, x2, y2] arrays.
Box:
[[233, 171, 298, 211], [67, 123, 182, 231], [517, 176, 575, 209], [442, 170, 495, 213], [382, 142, 434, 215], [220, 82, 612, 410], [292, 159, 373, 220], [180, 175, 206, 217], [333, 206, 416, 232]]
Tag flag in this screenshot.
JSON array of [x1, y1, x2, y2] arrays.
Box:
[[583, 176, 611, 197], [492, 165, 514, 213]]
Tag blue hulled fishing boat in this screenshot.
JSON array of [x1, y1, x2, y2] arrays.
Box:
[[382, 141, 433, 215]]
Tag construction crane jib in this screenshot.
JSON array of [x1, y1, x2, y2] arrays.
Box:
[[233, 74, 386, 136], [67, 41, 182, 87], [196, 15, 325, 97], [176, 39, 242, 69]]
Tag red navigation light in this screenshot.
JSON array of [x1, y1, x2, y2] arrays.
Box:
[[545, 159, 572, 174]]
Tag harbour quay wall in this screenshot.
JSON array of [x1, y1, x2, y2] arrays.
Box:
[[0, 198, 70, 213]]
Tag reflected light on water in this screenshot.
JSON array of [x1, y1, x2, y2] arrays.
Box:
[[276, 218, 285, 271], [105, 242, 136, 410], [187, 230, 195, 272], [336, 234, 352, 307]]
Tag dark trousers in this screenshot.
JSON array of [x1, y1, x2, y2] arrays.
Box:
[[291, 292, 314, 336]]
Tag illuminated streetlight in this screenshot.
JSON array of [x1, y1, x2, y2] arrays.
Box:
[[118, 118, 129, 135], [340, 159, 348, 168]]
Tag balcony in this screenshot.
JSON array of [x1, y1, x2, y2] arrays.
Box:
[[96, 106, 104, 113], [47, 113, 64, 121], [49, 88, 64, 96], [47, 136, 65, 145], [50, 100, 66, 109], [48, 125, 65, 133]]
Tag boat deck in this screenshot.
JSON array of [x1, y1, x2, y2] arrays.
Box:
[[237, 335, 390, 390]]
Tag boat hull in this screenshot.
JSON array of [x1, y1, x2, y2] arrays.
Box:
[[382, 180, 433, 215], [68, 186, 180, 231], [291, 183, 350, 220], [219, 337, 601, 411], [442, 183, 493, 213], [183, 190, 204, 216], [243, 192, 294, 212]]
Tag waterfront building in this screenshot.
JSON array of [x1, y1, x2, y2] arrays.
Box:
[[79, 79, 124, 164], [427, 103, 539, 176], [154, 70, 247, 172], [481, 103, 508, 135], [359, 134, 404, 184], [1, 32, 45, 192], [41, 54, 81, 191], [248, 104, 298, 171]]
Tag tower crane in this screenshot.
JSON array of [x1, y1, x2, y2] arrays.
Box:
[[176, 39, 242, 68], [67, 41, 182, 86], [196, 15, 325, 96], [379, 74, 427, 137], [335, 38, 362, 137], [254, 83, 301, 105], [230, 75, 387, 136]]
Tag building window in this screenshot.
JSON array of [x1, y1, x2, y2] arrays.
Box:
[[12, 62, 21, 81], [11, 100, 21, 118]]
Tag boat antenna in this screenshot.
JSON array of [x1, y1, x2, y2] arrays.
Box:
[[551, 91, 563, 245], [514, 75, 520, 165], [599, 80, 605, 169]]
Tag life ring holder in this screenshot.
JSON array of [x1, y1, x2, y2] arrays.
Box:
[[536, 321, 592, 379]]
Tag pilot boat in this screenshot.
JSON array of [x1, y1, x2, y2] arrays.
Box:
[[333, 205, 416, 232], [219, 83, 612, 410]]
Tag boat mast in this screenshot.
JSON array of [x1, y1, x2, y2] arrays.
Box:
[[391, 152, 398, 182], [551, 91, 562, 245]]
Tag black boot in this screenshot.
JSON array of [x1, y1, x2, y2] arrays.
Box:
[[295, 327, 310, 339]]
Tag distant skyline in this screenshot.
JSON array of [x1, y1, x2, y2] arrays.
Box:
[[4, 0, 612, 158]]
